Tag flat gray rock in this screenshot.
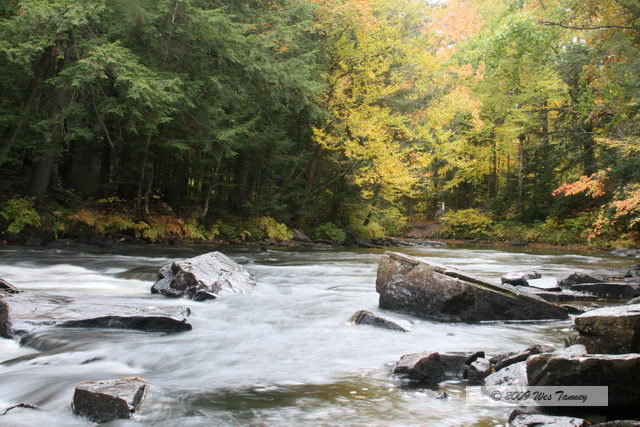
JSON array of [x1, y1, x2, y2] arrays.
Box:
[[151, 251, 256, 300], [376, 252, 568, 322], [72, 376, 148, 422], [501, 271, 541, 286], [570, 282, 640, 299], [3, 291, 190, 338], [574, 304, 640, 353], [527, 277, 561, 292], [508, 408, 589, 427], [484, 361, 527, 387], [57, 315, 191, 333]]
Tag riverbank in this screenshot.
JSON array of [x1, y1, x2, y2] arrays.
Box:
[[1, 196, 637, 255]]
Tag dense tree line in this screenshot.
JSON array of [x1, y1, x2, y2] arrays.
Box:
[[0, 0, 638, 244]]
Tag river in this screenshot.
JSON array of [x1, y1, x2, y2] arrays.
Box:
[[0, 244, 634, 426]]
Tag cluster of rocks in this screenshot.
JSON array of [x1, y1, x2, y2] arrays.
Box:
[[1, 251, 257, 423], [374, 252, 640, 424], [499, 267, 640, 308]]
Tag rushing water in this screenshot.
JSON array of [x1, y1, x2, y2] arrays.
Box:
[[0, 244, 634, 426]]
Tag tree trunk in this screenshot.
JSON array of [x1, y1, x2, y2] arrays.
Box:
[[30, 155, 56, 199], [518, 135, 526, 220], [581, 121, 596, 176], [136, 135, 151, 220]]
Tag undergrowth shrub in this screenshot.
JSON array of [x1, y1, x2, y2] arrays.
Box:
[[314, 222, 347, 244], [0, 197, 41, 233], [245, 217, 292, 241], [438, 209, 493, 239]]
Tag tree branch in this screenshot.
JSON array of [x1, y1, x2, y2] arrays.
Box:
[[538, 21, 640, 31]]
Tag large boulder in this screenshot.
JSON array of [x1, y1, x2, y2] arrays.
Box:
[[151, 252, 256, 300], [57, 315, 192, 333], [376, 252, 568, 322], [0, 297, 9, 338], [527, 353, 640, 408], [72, 376, 148, 423], [348, 310, 408, 332], [574, 304, 640, 354]]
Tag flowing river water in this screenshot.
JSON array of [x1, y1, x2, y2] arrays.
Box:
[[0, 244, 635, 426]]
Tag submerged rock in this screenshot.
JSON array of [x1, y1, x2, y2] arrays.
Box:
[[57, 315, 192, 333], [0, 278, 19, 294], [574, 304, 640, 354], [393, 352, 446, 384], [376, 252, 568, 322], [348, 310, 408, 332], [151, 252, 256, 300], [0, 298, 9, 338], [72, 376, 148, 423], [501, 271, 541, 287], [527, 353, 640, 407]]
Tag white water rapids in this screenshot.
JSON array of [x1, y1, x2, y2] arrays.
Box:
[[0, 244, 633, 426]]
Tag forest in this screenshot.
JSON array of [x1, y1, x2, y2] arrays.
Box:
[[0, 0, 638, 247]]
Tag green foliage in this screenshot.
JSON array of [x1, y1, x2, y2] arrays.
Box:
[[314, 222, 347, 244], [245, 217, 293, 241], [0, 197, 41, 233], [439, 209, 493, 240], [349, 220, 386, 241]]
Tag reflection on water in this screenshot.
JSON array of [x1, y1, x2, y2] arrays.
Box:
[[0, 244, 634, 426]]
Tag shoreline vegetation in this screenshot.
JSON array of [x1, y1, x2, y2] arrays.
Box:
[[0, 195, 633, 253]]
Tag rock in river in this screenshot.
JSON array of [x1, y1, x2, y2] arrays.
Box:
[[393, 351, 446, 384], [527, 352, 640, 408], [0, 297, 9, 338], [151, 251, 256, 300], [57, 315, 192, 333], [376, 252, 568, 322], [574, 304, 640, 354], [501, 271, 541, 287], [72, 376, 148, 423], [348, 310, 408, 332], [0, 278, 20, 294], [570, 282, 640, 299], [508, 408, 589, 427]]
